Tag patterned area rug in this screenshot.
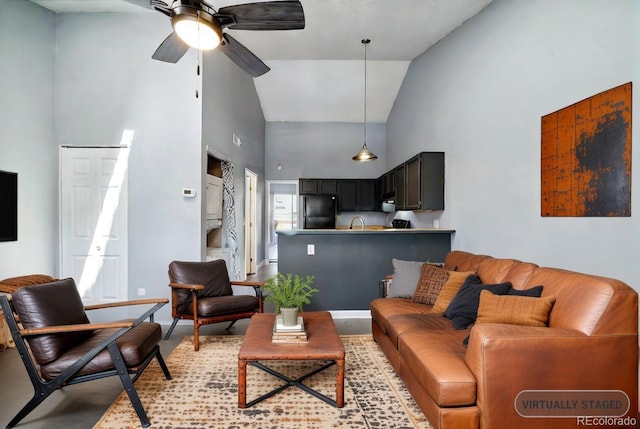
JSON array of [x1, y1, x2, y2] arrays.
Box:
[[94, 335, 432, 429]]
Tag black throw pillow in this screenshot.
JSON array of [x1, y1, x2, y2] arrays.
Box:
[[443, 274, 512, 329], [462, 335, 470, 347], [509, 285, 543, 297]]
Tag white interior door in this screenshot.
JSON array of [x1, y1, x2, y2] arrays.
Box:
[[60, 146, 129, 303], [245, 169, 257, 275]]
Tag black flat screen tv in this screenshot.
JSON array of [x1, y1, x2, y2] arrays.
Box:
[[0, 170, 18, 242]]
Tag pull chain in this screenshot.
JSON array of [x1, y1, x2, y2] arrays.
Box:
[[195, 50, 201, 98], [195, 11, 201, 98]]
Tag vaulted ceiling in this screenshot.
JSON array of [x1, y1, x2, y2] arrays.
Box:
[[30, 0, 493, 122]]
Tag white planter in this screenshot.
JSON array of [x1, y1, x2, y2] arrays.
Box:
[[280, 307, 299, 326]]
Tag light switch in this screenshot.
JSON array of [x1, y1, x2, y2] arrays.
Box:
[[307, 244, 315, 255]]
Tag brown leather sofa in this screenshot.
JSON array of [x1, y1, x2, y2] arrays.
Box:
[[370, 250, 639, 429]]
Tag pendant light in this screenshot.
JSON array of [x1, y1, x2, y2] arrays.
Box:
[[352, 38, 378, 161]]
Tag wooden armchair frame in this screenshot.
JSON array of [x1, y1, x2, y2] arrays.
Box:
[[0, 295, 171, 429], [164, 279, 264, 351]]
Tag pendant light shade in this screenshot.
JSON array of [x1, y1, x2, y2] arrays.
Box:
[[352, 144, 377, 161], [353, 39, 377, 162]]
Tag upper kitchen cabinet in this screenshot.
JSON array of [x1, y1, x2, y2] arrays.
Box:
[[405, 154, 421, 210], [336, 179, 378, 212], [393, 152, 444, 211], [394, 164, 406, 210], [299, 179, 337, 195], [380, 170, 395, 200]]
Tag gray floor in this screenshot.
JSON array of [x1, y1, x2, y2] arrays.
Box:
[[0, 318, 372, 429]]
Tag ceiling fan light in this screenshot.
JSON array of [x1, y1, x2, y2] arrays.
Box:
[[352, 144, 378, 161], [172, 10, 222, 50]]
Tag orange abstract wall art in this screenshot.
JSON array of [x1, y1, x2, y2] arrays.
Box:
[[541, 82, 632, 217]]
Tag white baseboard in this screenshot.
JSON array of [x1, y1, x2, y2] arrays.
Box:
[[329, 310, 371, 319], [158, 310, 371, 326]]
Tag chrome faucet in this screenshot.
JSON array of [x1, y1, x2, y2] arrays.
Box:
[[349, 216, 365, 230]]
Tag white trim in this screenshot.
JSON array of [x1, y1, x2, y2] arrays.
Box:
[[158, 310, 371, 326], [329, 310, 371, 319]]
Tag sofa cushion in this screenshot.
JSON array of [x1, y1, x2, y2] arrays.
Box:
[[477, 258, 519, 284], [386, 313, 456, 348], [443, 275, 512, 329], [39, 320, 162, 381], [503, 262, 538, 289], [522, 267, 637, 335], [370, 297, 432, 335], [430, 271, 475, 314], [443, 251, 491, 273], [387, 259, 424, 298], [398, 329, 477, 407], [476, 290, 556, 327], [412, 264, 450, 305]]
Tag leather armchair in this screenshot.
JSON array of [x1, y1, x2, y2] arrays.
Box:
[[0, 278, 171, 428], [165, 259, 263, 351]]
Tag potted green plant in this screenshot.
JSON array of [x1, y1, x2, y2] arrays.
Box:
[[263, 273, 318, 326]]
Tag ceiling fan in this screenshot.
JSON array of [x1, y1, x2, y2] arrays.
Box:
[[148, 0, 305, 77]]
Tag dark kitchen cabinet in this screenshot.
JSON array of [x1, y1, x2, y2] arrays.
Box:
[[318, 179, 337, 195], [357, 180, 377, 211], [390, 152, 444, 211], [299, 179, 318, 195], [336, 180, 357, 211], [299, 179, 337, 195], [380, 170, 395, 199], [419, 152, 445, 211], [405, 155, 421, 210], [394, 164, 406, 210], [336, 179, 378, 212]]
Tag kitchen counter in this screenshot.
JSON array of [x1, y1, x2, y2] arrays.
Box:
[[276, 228, 455, 312], [278, 228, 454, 235]]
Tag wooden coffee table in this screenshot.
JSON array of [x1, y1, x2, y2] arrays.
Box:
[[238, 311, 345, 408]]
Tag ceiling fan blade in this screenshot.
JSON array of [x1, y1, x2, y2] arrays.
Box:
[[120, 0, 154, 10], [152, 32, 190, 63], [219, 34, 270, 77], [150, 0, 172, 16], [217, 1, 305, 31]]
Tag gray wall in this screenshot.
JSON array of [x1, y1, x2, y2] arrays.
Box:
[[265, 122, 387, 180], [202, 50, 266, 272], [0, 3, 266, 322], [54, 12, 202, 322], [0, 0, 57, 279], [387, 0, 640, 288]]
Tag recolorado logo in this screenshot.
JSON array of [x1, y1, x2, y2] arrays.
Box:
[[514, 390, 631, 418]]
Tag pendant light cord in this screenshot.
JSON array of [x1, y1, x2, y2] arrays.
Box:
[[362, 39, 370, 146]]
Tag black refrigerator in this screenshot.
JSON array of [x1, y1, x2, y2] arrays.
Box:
[[302, 195, 336, 229]]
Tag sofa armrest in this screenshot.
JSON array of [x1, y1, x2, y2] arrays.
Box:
[[465, 323, 638, 429]]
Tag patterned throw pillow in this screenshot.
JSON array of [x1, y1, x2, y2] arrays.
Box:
[[476, 290, 556, 327], [412, 264, 450, 305], [430, 271, 475, 314]]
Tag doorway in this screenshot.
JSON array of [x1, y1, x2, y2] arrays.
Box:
[[59, 144, 130, 303], [266, 181, 298, 262], [244, 169, 258, 276]]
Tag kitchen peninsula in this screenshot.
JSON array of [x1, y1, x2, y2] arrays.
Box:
[[276, 228, 454, 312]]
